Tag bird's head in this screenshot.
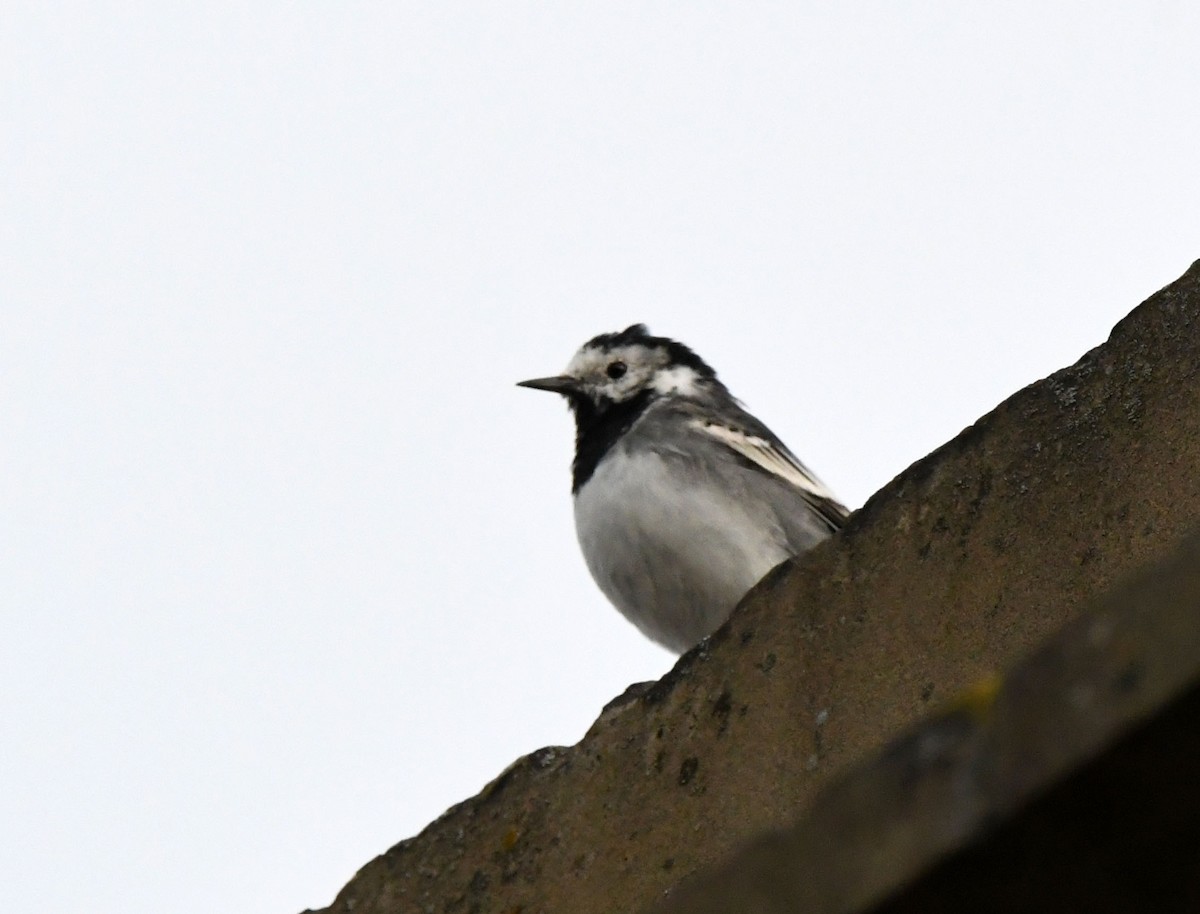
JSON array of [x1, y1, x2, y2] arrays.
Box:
[[517, 324, 719, 413]]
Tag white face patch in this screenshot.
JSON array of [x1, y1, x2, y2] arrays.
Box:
[[650, 364, 701, 397], [565, 342, 674, 403]]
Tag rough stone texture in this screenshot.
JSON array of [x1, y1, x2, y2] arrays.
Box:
[[310, 259, 1200, 914], [655, 528, 1200, 914]]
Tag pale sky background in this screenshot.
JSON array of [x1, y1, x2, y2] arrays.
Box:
[[3, 3, 1199, 912]]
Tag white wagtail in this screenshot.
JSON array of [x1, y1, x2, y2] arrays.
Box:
[[519, 324, 848, 653]]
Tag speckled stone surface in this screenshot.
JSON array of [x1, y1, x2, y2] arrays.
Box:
[[655, 528, 1200, 914], [309, 259, 1200, 914]]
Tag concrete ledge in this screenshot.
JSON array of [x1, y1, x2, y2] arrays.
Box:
[[656, 528, 1200, 913]]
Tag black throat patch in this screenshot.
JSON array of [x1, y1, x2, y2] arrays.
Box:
[[569, 390, 654, 493]]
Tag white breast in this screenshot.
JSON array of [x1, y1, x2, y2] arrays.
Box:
[[573, 448, 793, 652]]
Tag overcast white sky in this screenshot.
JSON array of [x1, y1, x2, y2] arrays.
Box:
[[3, 3, 1199, 912]]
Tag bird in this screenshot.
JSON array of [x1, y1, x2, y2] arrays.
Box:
[[518, 324, 848, 653]]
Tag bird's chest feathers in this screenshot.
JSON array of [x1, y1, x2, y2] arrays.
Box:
[[572, 448, 789, 587]]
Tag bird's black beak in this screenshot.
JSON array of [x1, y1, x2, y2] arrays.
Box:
[[516, 375, 580, 395]]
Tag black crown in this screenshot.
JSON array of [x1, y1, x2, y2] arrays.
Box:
[[584, 324, 717, 380]]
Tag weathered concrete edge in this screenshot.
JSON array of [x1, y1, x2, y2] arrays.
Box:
[[653, 526, 1200, 914]]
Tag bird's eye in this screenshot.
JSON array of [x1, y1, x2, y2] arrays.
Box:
[[606, 361, 627, 379]]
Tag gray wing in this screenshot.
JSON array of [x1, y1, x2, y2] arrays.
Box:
[[684, 405, 849, 534]]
